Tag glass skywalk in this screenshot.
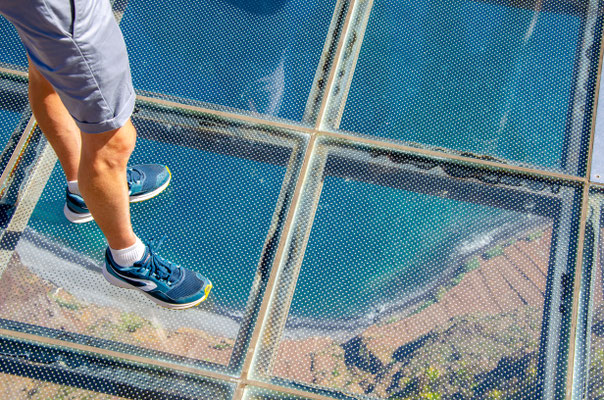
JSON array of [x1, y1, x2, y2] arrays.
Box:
[[0, 0, 603, 399]]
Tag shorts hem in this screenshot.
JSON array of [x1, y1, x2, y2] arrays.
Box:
[[75, 90, 136, 134]]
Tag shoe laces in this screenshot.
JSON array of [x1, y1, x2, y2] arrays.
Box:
[[139, 238, 182, 286], [126, 167, 143, 189]]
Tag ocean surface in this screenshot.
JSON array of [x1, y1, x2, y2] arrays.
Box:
[[120, 0, 337, 121], [341, 0, 582, 171], [0, 16, 27, 68], [288, 174, 544, 320]]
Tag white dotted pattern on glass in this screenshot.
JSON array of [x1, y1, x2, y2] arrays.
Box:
[[334, 0, 599, 175], [253, 140, 580, 400]]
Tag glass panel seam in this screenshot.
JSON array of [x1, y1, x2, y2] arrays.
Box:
[[564, 0, 603, 175], [247, 143, 328, 379], [0, 69, 592, 184], [301, 0, 352, 126], [571, 191, 600, 399], [0, 137, 55, 278], [0, 61, 578, 182], [321, 130, 588, 185], [237, 136, 320, 381], [588, 12, 604, 182], [136, 94, 316, 136], [563, 183, 591, 400], [0, 73, 592, 184], [311, 0, 357, 129], [0, 116, 36, 194], [566, 10, 604, 397], [136, 94, 591, 184], [0, 66, 27, 79], [319, 0, 375, 131], [227, 138, 308, 372], [238, 378, 350, 400]]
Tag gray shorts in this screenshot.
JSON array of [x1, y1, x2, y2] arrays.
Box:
[[0, 0, 135, 133]]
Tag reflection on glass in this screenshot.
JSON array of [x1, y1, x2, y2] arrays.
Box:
[[259, 144, 577, 399], [0, 78, 29, 149], [339, 0, 587, 173], [120, 0, 337, 121], [0, 110, 294, 370]]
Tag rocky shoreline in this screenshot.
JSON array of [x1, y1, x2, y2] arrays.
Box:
[[271, 227, 552, 399]]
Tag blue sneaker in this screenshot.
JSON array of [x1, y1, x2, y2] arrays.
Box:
[[102, 240, 213, 309], [64, 164, 171, 223]]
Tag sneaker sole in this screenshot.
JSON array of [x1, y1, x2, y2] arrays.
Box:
[[102, 261, 212, 310], [63, 204, 94, 224], [129, 167, 172, 203], [64, 167, 172, 224]]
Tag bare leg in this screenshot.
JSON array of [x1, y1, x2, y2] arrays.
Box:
[[28, 59, 137, 250], [79, 122, 137, 249], [28, 59, 80, 181]]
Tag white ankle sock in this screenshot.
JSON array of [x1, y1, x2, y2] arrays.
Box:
[[110, 238, 145, 267], [67, 180, 80, 195]]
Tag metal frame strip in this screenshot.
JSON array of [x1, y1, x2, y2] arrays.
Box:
[[565, 5, 604, 397]]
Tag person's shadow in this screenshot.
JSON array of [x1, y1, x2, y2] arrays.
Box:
[[223, 0, 291, 15]]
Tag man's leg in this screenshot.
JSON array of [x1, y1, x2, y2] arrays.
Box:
[[7, 0, 212, 309], [28, 60, 80, 182], [79, 122, 137, 250], [29, 60, 137, 250]]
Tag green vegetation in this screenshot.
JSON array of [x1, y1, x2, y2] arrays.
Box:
[[482, 245, 504, 260], [464, 256, 480, 272], [435, 287, 447, 302], [49, 290, 83, 311], [525, 230, 544, 242], [504, 238, 517, 247], [344, 309, 542, 400], [119, 312, 146, 333], [411, 299, 436, 316], [213, 342, 232, 350]]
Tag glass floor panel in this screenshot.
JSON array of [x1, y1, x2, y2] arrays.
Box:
[[334, 0, 598, 175], [574, 188, 604, 400], [0, 373, 132, 400], [0, 17, 27, 69], [120, 0, 338, 122], [254, 140, 581, 399], [0, 77, 28, 151], [0, 104, 305, 374], [0, 335, 236, 400]]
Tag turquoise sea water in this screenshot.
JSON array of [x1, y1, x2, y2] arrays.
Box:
[[341, 0, 582, 172], [120, 0, 336, 121], [0, 108, 20, 149], [0, 17, 27, 67], [289, 174, 534, 319]]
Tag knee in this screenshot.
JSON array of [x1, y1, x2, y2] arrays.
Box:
[[81, 123, 136, 171]]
